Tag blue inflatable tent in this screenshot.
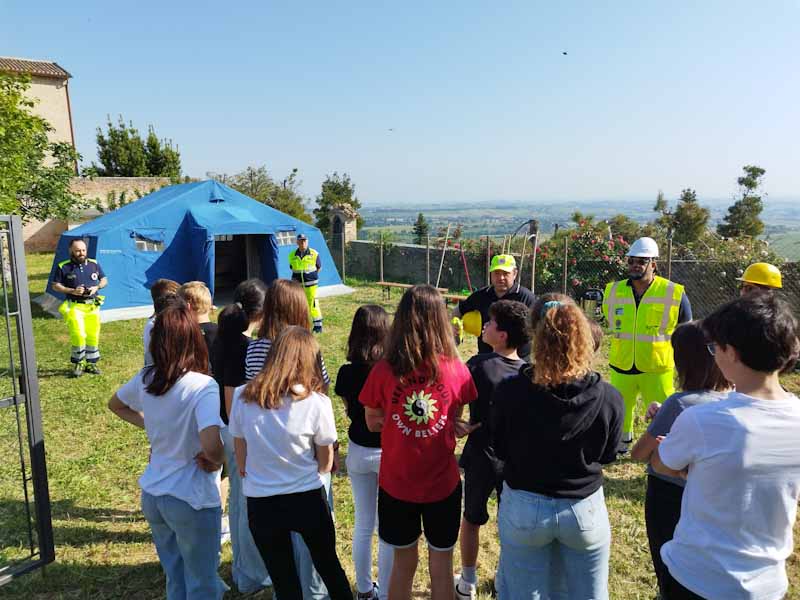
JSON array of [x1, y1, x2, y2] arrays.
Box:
[[37, 180, 349, 321]]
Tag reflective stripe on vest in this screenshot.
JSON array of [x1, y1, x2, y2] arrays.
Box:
[[289, 249, 319, 287], [602, 276, 684, 372]]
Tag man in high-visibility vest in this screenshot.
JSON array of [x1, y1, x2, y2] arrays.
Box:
[[289, 233, 323, 333], [738, 262, 782, 296], [50, 239, 108, 377], [602, 237, 692, 453]]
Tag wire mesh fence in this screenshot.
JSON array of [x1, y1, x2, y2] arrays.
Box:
[[333, 234, 800, 319]]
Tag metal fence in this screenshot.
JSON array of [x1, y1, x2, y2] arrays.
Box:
[[332, 236, 800, 319], [0, 215, 54, 585]]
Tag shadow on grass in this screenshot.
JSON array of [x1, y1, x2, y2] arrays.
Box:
[[0, 559, 167, 599], [603, 465, 647, 504]]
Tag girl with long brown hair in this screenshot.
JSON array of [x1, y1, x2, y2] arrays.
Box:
[[241, 278, 332, 596], [360, 285, 477, 600], [492, 294, 624, 600], [229, 326, 351, 600], [335, 305, 392, 600], [108, 305, 227, 599]]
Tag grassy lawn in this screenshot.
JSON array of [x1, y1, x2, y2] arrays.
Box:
[[1, 254, 798, 599]]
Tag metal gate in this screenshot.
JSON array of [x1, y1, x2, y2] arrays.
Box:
[[0, 215, 54, 585]]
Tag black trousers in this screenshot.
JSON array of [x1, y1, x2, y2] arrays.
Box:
[[662, 568, 706, 600], [247, 487, 352, 600], [644, 475, 684, 595]]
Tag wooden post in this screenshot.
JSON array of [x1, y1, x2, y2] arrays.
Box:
[[667, 237, 673, 280], [562, 236, 569, 294], [426, 234, 431, 285], [519, 231, 529, 287], [486, 235, 491, 286], [435, 224, 451, 290], [379, 233, 384, 282], [530, 230, 539, 294], [340, 231, 346, 281]]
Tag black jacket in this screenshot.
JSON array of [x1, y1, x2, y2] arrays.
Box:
[[493, 367, 623, 499]]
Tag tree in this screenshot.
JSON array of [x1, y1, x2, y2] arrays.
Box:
[[652, 190, 673, 233], [0, 73, 84, 221], [314, 172, 363, 232], [671, 188, 709, 245], [89, 116, 181, 178], [606, 214, 641, 244], [411, 212, 429, 244], [208, 165, 312, 223], [717, 165, 766, 238]]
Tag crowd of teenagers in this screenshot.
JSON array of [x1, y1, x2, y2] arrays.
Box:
[[107, 276, 800, 600]]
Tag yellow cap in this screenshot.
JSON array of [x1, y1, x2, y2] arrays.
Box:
[[462, 310, 483, 337], [737, 262, 782, 289], [490, 254, 517, 272]]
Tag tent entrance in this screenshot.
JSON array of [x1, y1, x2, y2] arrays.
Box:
[[213, 234, 264, 295]]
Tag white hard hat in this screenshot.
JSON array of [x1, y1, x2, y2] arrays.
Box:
[[627, 237, 659, 258]]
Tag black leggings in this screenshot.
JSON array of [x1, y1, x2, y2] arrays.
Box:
[[247, 487, 351, 600], [644, 475, 684, 595]]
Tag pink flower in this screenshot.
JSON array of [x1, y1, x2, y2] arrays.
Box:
[[571, 258, 577, 265], [571, 278, 581, 287], [602, 255, 610, 262]]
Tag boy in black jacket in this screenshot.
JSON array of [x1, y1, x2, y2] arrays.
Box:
[[454, 300, 530, 599]]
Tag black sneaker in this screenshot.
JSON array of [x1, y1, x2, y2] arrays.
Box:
[[71, 362, 83, 378], [84, 363, 102, 375], [313, 326, 323, 334]]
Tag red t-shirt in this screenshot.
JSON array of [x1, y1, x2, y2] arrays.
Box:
[[359, 357, 478, 503]]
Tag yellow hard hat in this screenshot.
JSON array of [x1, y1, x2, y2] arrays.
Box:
[[462, 310, 483, 337], [490, 254, 517, 272], [737, 262, 782, 289]]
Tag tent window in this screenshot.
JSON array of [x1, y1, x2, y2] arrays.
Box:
[[276, 231, 295, 246], [134, 234, 163, 252], [215, 234, 233, 242]]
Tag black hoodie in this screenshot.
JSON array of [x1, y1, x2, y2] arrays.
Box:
[[492, 366, 624, 499]]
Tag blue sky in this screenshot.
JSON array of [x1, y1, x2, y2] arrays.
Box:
[[3, 1, 798, 205]]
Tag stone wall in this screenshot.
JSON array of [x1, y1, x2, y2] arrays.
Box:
[[344, 240, 493, 293], [23, 177, 171, 252]]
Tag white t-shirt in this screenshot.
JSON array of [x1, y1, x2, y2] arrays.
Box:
[[117, 370, 223, 510], [143, 317, 155, 366], [228, 385, 337, 498], [659, 391, 800, 600]]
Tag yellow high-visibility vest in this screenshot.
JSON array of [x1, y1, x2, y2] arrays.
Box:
[[602, 276, 684, 373], [289, 248, 320, 287]]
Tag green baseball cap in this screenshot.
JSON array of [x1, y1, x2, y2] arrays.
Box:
[[490, 254, 517, 272]]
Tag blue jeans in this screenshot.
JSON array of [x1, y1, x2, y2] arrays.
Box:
[[224, 427, 332, 599], [141, 491, 228, 600], [496, 484, 611, 600], [222, 426, 274, 594]]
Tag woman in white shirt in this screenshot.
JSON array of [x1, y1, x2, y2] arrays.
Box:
[[109, 305, 226, 600], [230, 326, 352, 600]]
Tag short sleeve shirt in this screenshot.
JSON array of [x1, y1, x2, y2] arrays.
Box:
[[359, 357, 477, 503], [645, 390, 724, 486], [55, 259, 106, 300], [458, 285, 536, 358]]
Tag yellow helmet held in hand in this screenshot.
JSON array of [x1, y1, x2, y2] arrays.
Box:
[[462, 310, 483, 337], [737, 262, 782, 289]]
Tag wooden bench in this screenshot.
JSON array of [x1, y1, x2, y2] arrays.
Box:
[[377, 281, 449, 301]]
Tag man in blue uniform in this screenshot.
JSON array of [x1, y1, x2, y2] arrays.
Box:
[[50, 239, 108, 377]]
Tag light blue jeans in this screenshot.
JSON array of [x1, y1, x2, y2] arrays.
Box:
[[141, 491, 228, 600], [222, 426, 274, 594], [223, 426, 332, 599], [496, 484, 611, 600]]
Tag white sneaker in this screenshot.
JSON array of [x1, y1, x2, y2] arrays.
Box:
[[454, 574, 477, 600], [220, 514, 231, 545]]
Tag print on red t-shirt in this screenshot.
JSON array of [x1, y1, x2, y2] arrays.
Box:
[[359, 357, 477, 504]]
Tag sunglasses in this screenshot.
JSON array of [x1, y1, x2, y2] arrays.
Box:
[[627, 257, 652, 266], [706, 342, 716, 356]]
